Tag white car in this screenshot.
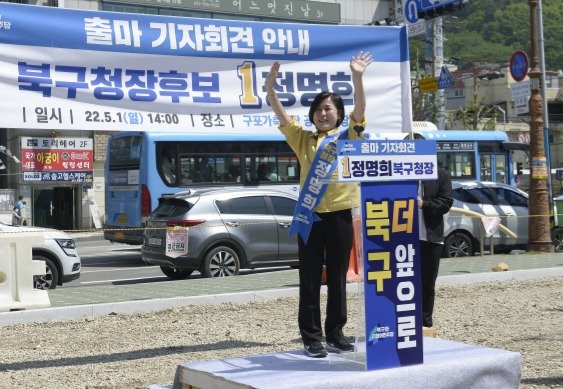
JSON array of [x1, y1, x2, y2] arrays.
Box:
[[0, 222, 81, 289], [443, 181, 530, 257]]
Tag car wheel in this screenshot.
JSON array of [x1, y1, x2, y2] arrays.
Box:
[[33, 255, 59, 290], [160, 266, 193, 280], [202, 246, 240, 278], [552, 228, 563, 251], [444, 232, 474, 258]]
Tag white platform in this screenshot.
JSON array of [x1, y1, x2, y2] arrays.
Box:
[[157, 337, 520, 389]]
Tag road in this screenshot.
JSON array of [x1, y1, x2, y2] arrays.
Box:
[[64, 238, 292, 288], [64, 239, 167, 288]]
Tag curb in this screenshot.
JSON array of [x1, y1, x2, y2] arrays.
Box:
[[1, 267, 561, 327]]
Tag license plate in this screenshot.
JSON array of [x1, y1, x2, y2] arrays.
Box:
[[148, 237, 162, 246], [115, 232, 125, 240]]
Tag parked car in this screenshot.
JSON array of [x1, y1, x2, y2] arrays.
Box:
[[142, 187, 299, 279], [442, 181, 531, 257], [0, 222, 81, 289]]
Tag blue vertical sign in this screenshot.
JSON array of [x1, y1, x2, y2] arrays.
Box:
[[337, 139, 437, 371], [361, 181, 422, 369]]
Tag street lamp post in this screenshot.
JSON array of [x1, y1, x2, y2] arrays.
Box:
[[527, 0, 552, 252]]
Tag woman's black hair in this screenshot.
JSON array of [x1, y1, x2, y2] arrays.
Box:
[[308, 91, 345, 129]]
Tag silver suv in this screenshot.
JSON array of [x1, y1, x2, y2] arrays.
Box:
[[141, 187, 299, 279]]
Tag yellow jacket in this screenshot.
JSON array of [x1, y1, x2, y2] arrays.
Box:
[[279, 114, 366, 213]]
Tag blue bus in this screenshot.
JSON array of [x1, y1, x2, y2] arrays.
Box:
[[104, 129, 526, 245], [104, 131, 300, 244]]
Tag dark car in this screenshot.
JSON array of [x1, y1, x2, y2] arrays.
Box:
[[141, 187, 299, 279]]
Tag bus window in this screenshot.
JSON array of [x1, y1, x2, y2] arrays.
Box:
[[158, 144, 177, 185], [438, 152, 475, 179], [495, 154, 507, 184], [480, 155, 492, 181]]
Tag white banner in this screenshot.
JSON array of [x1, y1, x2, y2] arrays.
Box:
[[482, 216, 501, 238], [0, 3, 413, 134]]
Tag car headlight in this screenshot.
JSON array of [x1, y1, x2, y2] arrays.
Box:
[[55, 238, 76, 250]]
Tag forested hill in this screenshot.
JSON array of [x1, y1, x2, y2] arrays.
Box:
[[437, 0, 561, 70]]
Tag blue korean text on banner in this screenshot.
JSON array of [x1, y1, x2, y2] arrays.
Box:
[[0, 2, 413, 133], [361, 181, 423, 370], [289, 131, 347, 243]]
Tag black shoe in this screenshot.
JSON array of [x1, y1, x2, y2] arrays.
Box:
[[326, 334, 355, 353], [303, 341, 328, 358]]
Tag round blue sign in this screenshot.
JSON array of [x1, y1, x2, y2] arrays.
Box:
[[510, 51, 528, 82], [404, 0, 420, 24]]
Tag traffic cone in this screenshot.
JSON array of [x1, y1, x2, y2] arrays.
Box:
[[321, 215, 362, 284], [346, 215, 363, 282]]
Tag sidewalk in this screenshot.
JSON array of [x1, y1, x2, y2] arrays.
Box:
[[1, 250, 561, 326]]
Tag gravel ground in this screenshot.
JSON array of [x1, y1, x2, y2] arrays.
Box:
[[0, 277, 561, 389]]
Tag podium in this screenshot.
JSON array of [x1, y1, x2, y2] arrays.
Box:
[[337, 138, 437, 370], [158, 337, 520, 389]]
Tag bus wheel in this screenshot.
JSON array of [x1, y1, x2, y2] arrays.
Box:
[[444, 232, 474, 258], [202, 246, 240, 278], [160, 266, 193, 280]]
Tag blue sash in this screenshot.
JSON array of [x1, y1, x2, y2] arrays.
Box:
[[289, 130, 348, 243]]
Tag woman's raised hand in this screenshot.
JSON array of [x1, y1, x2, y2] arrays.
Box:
[[265, 61, 280, 93], [350, 51, 373, 75]]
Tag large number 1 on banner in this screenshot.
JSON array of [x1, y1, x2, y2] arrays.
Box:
[[237, 61, 260, 108], [340, 156, 351, 178]]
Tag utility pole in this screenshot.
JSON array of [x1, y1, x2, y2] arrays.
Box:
[[537, 0, 553, 203], [434, 17, 445, 130], [527, 0, 552, 252], [423, 17, 445, 128]]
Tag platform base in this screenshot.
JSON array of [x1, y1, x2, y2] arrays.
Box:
[[157, 337, 520, 389]]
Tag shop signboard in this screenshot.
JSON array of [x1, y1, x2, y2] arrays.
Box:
[[20, 137, 94, 182]]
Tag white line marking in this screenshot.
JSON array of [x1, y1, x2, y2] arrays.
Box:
[[81, 275, 166, 284]]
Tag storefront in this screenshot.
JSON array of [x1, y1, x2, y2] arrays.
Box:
[[13, 136, 94, 230]]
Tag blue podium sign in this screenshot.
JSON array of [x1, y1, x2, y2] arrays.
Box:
[[361, 181, 422, 370], [338, 139, 437, 371]]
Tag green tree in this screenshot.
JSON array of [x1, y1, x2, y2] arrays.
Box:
[[442, 0, 562, 70]]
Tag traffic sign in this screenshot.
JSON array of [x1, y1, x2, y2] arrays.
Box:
[[510, 80, 531, 115], [510, 50, 529, 82], [418, 0, 467, 19], [408, 21, 425, 37], [421, 0, 450, 8], [419, 77, 438, 93], [420, 0, 464, 9], [405, 0, 420, 24], [438, 66, 454, 89], [404, 0, 425, 37]]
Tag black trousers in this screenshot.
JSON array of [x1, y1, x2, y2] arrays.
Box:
[[298, 209, 353, 344], [420, 240, 443, 327]]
